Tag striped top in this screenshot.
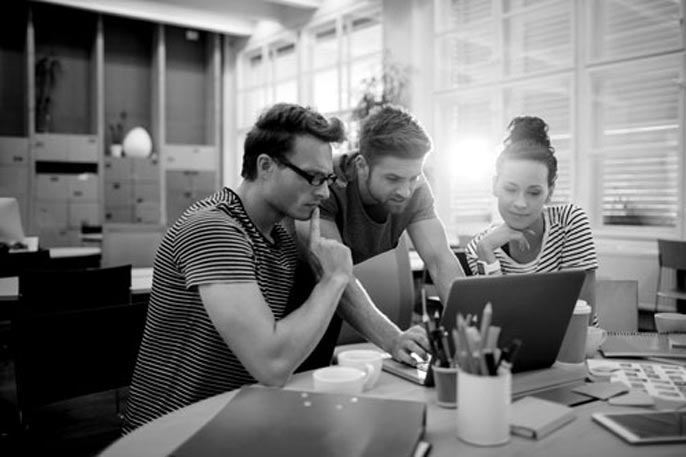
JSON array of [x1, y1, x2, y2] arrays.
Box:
[[123, 188, 297, 433], [465, 204, 598, 275]]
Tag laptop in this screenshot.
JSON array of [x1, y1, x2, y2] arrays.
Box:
[[382, 270, 586, 385]]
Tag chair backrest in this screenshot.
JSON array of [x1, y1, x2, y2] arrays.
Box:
[[19, 264, 131, 312], [337, 236, 414, 345], [658, 239, 686, 271], [102, 223, 165, 268], [13, 265, 142, 423], [596, 279, 639, 332], [12, 302, 147, 417]]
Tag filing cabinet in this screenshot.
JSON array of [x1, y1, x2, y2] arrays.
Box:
[[163, 145, 216, 170], [0, 136, 30, 224], [104, 156, 161, 224], [32, 134, 98, 162], [165, 170, 216, 223]]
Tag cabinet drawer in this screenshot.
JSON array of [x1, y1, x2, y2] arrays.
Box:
[[192, 171, 217, 195], [0, 165, 29, 196], [35, 201, 69, 227], [69, 201, 100, 228], [133, 182, 160, 203], [135, 202, 161, 224], [105, 181, 133, 206], [33, 134, 69, 161], [68, 174, 99, 200], [38, 227, 81, 248], [104, 157, 134, 180], [166, 170, 195, 192], [105, 205, 135, 223], [36, 174, 69, 200], [0, 136, 29, 165], [133, 157, 160, 180], [68, 135, 98, 162], [164, 145, 216, 170]]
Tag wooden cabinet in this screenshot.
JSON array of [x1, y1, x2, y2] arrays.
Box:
[[0, 3, 223, 246], [104, 157, 160, 224]]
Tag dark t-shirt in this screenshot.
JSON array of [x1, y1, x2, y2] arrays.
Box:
[[320, 154, 436, 264]]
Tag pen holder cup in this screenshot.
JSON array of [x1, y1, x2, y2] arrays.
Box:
[[433, 365, 458, 408], [456, 369, 511, 446]]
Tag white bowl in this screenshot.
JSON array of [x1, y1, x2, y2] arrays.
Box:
[[312, 366, 366, 394], [654, 313, 686, 334]]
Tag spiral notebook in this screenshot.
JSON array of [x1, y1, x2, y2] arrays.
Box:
[[600, 332, 686, 359]]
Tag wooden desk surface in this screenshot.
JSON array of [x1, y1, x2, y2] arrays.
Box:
[[99, 349, 686, 457]]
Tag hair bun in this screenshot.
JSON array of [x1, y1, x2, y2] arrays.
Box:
[[506, 116, 551, 149]]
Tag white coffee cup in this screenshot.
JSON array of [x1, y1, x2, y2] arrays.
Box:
[[312, 366, 367, 394], [337, 349, 385, 390], [558, 299, 591, 364], [585, 326, 607, 358]]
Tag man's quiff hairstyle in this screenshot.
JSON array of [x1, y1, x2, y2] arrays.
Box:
[[241, 103, 346, 180], [358, 104, 432, 164]]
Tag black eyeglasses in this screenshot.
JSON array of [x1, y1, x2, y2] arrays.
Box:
[[277, 158, 337, 187]]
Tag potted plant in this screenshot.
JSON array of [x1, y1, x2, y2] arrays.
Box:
[[35, 54, 62, 133], [108, 111, 127, 157]]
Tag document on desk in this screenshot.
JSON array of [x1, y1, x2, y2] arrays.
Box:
[[170, 385, 427, 457]]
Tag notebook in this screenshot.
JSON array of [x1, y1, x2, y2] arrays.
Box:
[[171, 385, 426, 457], [600, 332, 686, 359], [510, 396, 576, 439]]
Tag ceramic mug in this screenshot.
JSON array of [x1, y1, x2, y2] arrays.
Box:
[[337, 349, 385, 390], [585, 326, 608, 358]]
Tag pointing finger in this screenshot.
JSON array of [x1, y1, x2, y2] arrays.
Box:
[[309, 207, 320, 241]]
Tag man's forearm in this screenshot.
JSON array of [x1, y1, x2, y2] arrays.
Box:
[[427, 252, 464, 304], [337, 278, 402, 354]]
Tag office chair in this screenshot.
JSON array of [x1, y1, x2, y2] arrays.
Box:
[[655, 239, 686, 313], [102, 223, 165, 268], [337, 236, 414, 345], [596, 279, 639, 332], [12, 265, 146, 428]]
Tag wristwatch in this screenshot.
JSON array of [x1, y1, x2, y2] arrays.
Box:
[[477, 259, 501, 276]]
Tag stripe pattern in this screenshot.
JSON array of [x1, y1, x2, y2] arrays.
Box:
[[123, 188, 296, 433], [465, 203, 598, 275]]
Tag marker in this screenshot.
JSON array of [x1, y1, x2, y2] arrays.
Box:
[[479, 302, 492, 351]]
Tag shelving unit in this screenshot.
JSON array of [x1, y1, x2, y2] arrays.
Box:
[[0, 5, 30, 225], [0, 2, 223, 247]]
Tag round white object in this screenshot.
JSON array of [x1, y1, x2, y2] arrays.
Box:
[[123, 127, 153, 158]]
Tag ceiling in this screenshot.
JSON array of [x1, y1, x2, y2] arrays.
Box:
[[33, 0, 323, 36]]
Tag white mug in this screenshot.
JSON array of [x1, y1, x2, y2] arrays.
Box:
[[312, 366, 368, 394], [337, 349, 385, 390], [585, 326, 608, 358]]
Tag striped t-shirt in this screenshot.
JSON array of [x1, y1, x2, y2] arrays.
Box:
[[465, 203, 598, 275], [123, 188, 297, 433]]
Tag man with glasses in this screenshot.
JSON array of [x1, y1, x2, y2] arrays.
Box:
[[124, 103, 353, 432], [296, 105, 465, 368]]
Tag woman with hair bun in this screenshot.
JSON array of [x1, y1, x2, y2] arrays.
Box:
[[465, 116, 598, 316]]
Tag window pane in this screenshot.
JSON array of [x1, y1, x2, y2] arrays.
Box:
[[349, 16, 382, 58], [435, 26, 497, 89], [312, 69, 339, 113], [590, 59, 680, 148], [598, 151, 678, 227], [503, 77, 573, 204], [436, 0, 493, 33], [438, 95, 498, 237], [589, 0, 683, 61], [504, 1, 573, 76], [241, 53, 264, 89], [274, 79, 298, 104], [312, 24, 338, 70], [274, 43, 297, 80], [238, 88, 268, 128]]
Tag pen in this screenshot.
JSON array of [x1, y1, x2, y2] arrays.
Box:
[[479, 302, 492, 351], [439, 328, 453, 367], [421, 289, 432, 333], [486, 325, 501, 350]]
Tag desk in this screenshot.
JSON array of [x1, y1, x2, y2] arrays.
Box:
[[99, 350, 684, 456], [0, 267, 153, 302]]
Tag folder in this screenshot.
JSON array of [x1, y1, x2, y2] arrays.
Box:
[[171, 385, 426, 457], [510, 396, 576, 439], [600, 332, 686, 359]]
